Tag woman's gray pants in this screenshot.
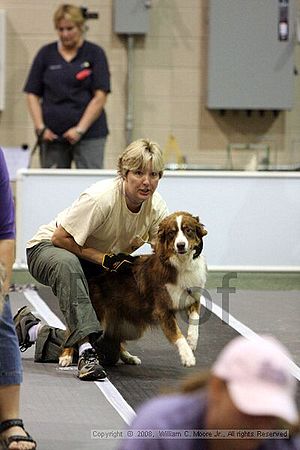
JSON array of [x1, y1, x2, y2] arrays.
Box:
[[27, 241, 102, 361]]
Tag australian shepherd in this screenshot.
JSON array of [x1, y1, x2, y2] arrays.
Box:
[[60, 211, 207, 368]]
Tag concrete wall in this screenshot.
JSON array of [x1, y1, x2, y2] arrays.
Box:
[[1, 0, 300, 169]]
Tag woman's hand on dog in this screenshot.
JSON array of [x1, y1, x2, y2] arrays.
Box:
[[102, 253, 138, 272]]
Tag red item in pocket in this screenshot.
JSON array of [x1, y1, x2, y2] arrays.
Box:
[[76, 69, 92, 80]]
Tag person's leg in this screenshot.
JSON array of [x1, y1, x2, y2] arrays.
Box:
[[13, 305, 66, 363], [34, 325, 67, 363], [73, 137, 106, 169], [26, 242, 106, 380], [26, 242, 101, 347], [0, 297, 23, 387], [40, 141, 73, 168], [0, 296, 36, 449], [16, 258, 119, 366]]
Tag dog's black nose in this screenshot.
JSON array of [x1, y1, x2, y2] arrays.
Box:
[[176, 242, 186, 253]]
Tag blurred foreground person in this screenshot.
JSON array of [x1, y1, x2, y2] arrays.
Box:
[[0, 148, 36, 449], [119, 335, 300, 450]]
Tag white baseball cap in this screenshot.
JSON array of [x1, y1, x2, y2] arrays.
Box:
[[212, 335, 299, 425]]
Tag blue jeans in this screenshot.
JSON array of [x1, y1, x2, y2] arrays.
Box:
[[0, 295, 23, 385]]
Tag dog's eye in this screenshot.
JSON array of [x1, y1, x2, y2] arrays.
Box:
[[184, 227, 194, 236], [167, 230, 176, 239]]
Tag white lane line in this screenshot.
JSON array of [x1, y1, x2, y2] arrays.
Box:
[[95, 380, 136, 425], [200, 295, 300, 381], [23, 288, 136, 424], [24, 289, 300, 414], [23, 289, 66, 329]]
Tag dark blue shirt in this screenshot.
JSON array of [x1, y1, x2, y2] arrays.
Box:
[[0, 148, 15, 240], [24, 40, 110, 139]]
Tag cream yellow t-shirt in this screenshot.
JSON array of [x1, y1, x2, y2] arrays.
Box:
[[27, 178, 168, 254]]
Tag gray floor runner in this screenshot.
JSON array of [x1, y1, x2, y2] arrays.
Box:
[[105, 313, 238, 410], [35, 286, 300, 410]]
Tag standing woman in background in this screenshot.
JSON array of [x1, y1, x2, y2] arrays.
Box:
[[24, 4, 111, 169]]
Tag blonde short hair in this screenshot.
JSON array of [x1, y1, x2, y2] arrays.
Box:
[[117, 139, 164, 179], [53, 4, 85, 31]]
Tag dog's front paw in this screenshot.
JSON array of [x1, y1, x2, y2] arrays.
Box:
[[59, 348, 74, 367], [59, 354, 73, 367], [187, 317, 199, 351], [181, 350, 196, 367], [176, 337, 196, 367], [120, 350, 142, 365]]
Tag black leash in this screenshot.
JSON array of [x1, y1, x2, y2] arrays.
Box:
[[28, 127, 46, 168]]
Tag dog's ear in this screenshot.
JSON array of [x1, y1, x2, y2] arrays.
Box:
[[199, 223, 207, 237], [193, 216, 208, 238], [157, 225, 165, 242], [193, 216, 207, 259], [157, 215, 170, 242], [152, 224, 165, 253], [153, 224, 167, 258], [193, 241, 203, 259]]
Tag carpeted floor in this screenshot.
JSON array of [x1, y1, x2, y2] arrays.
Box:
[[9, 271, 300, 449], [17, 281, 300, 411]]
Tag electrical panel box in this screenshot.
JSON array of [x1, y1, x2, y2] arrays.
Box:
[[113, 0, 150, 35], [207, 0, 295, 110], [0, 10, 6, 111]]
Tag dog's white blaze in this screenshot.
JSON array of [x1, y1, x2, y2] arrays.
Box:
[[187, 310, 199, 351], [174, 215, 188, 252], [175, 336, 196, 367]]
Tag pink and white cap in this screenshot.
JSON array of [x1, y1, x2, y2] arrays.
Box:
[[212, 335, 299, 425]]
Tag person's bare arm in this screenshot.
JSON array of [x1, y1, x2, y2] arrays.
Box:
[[63, 90, 107, 144], [26, 93, 57, 141], [51, 225, 105, 265], [26, 93, 43, 130], [0, 239, 15, 294], [77, 89, 107, 133]]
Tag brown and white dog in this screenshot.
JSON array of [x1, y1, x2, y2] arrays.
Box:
[[60, 211, 207, 368]]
